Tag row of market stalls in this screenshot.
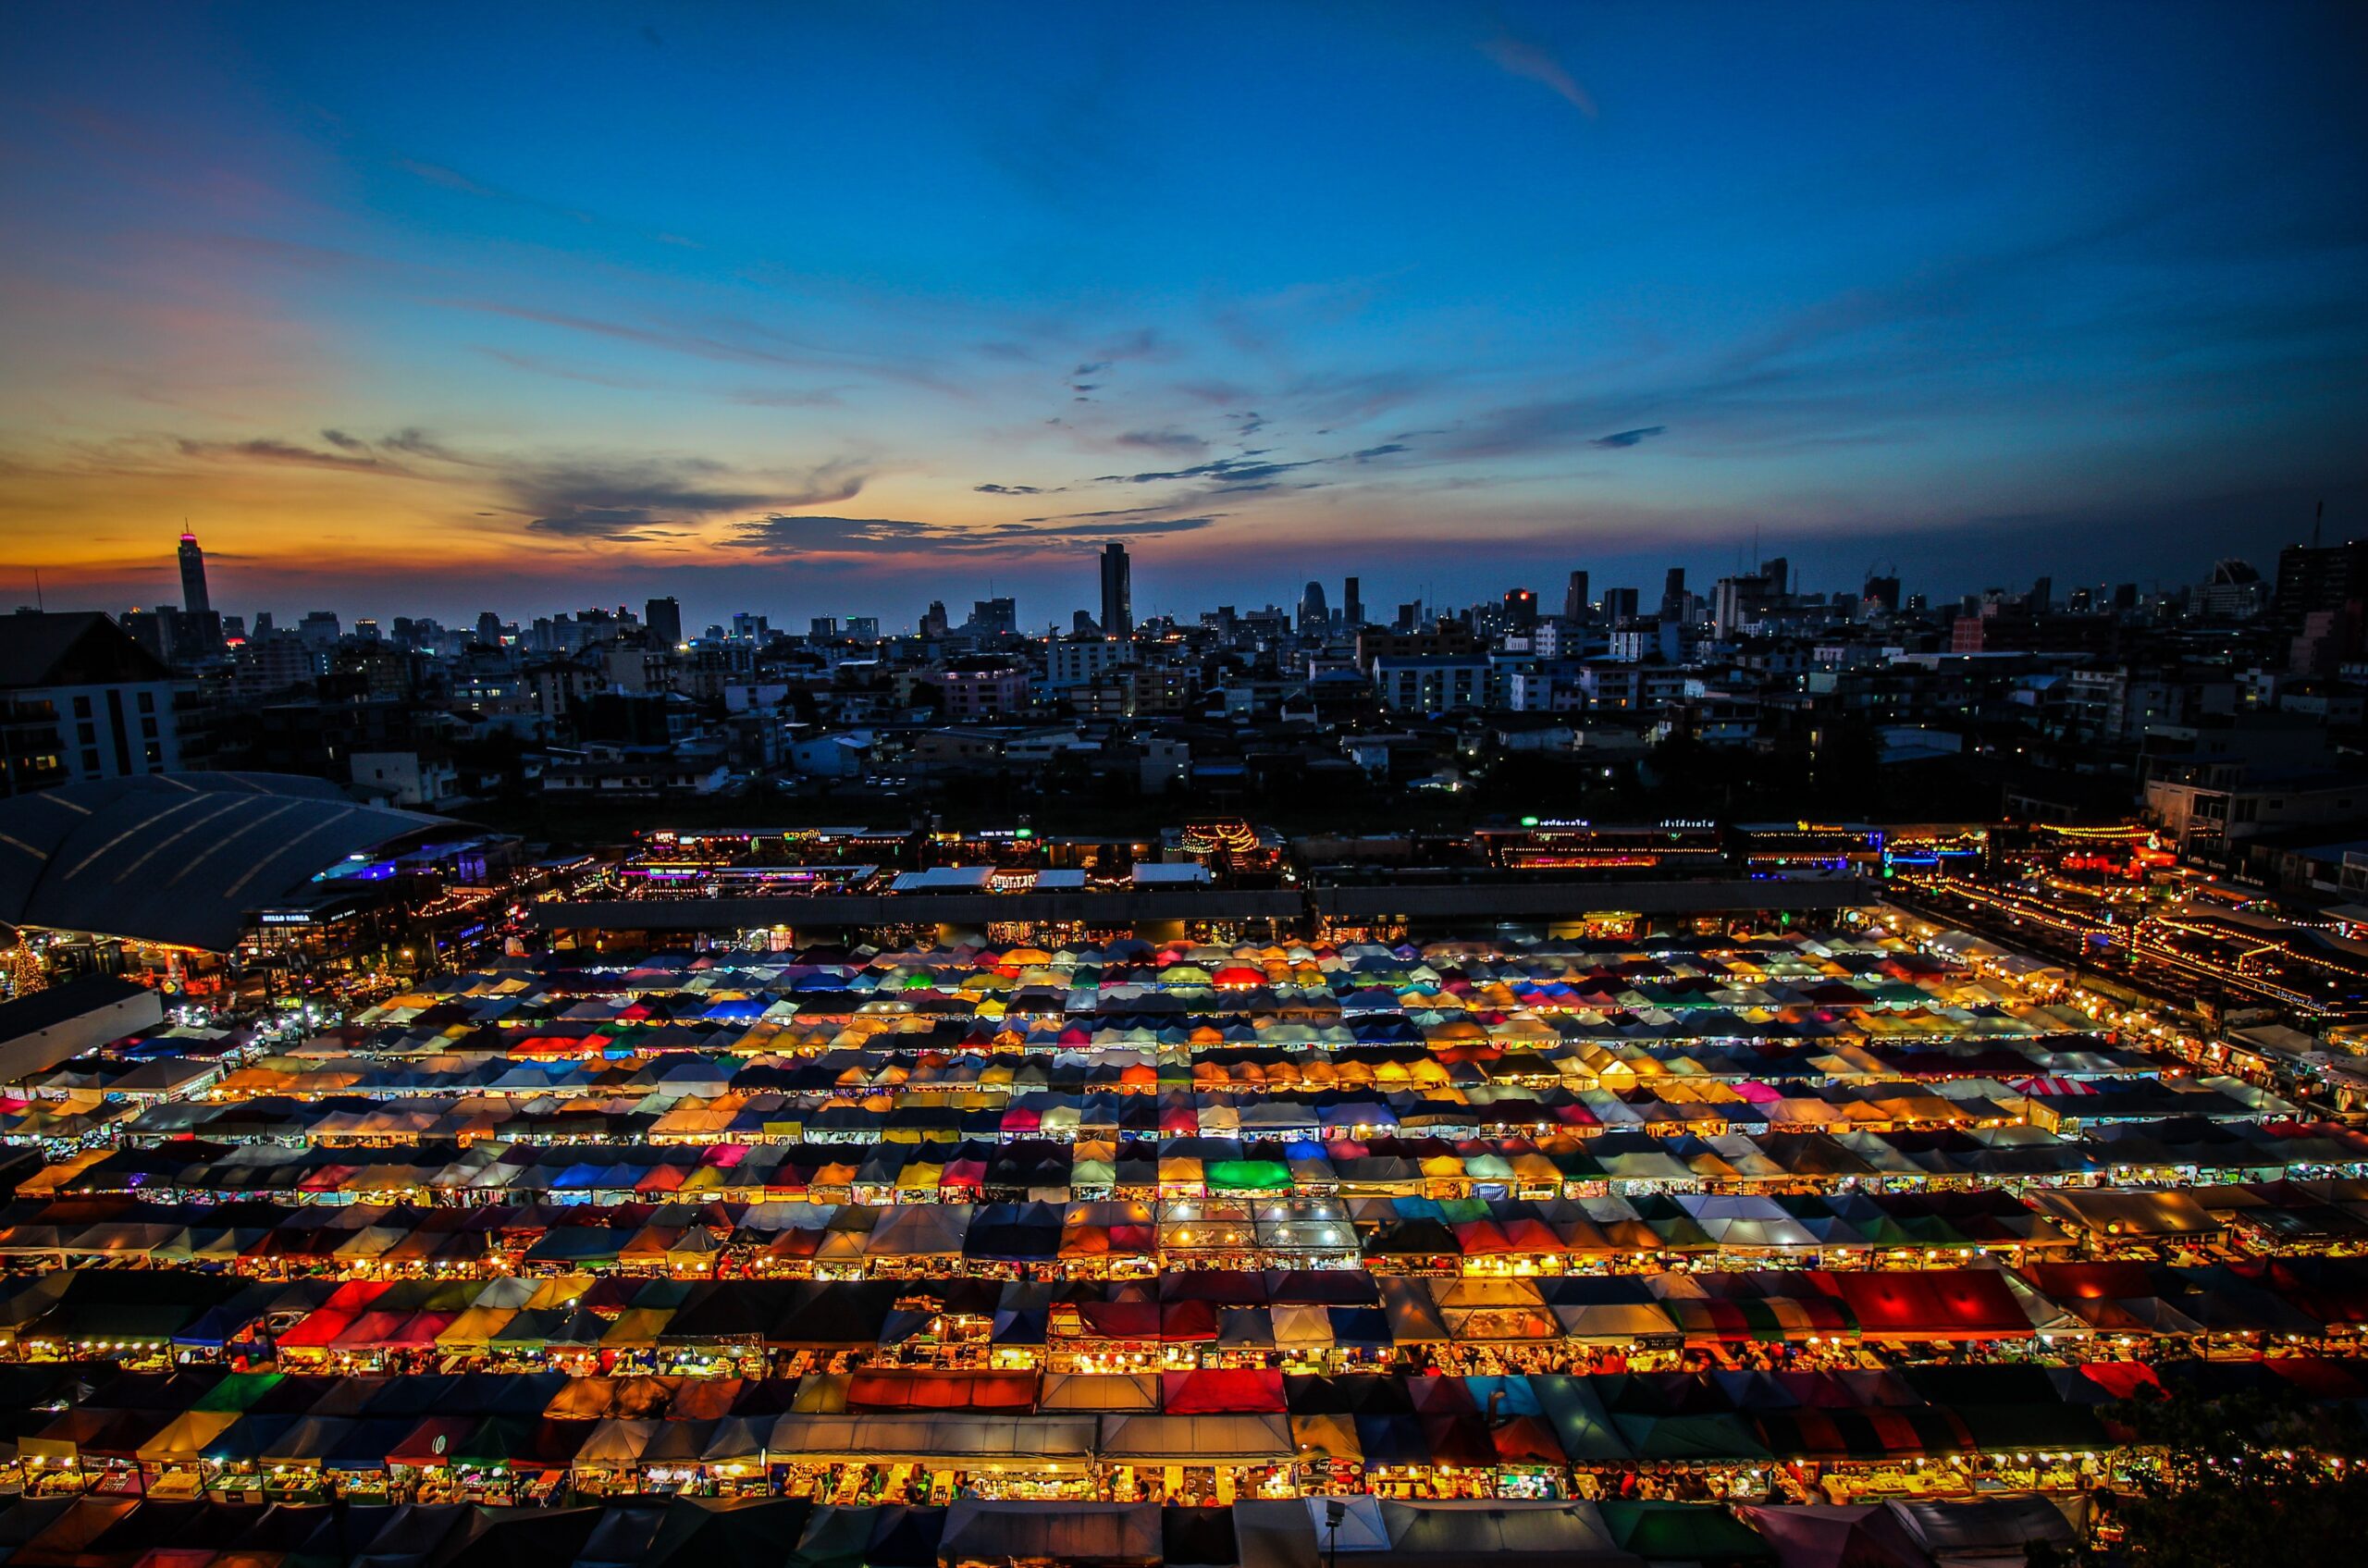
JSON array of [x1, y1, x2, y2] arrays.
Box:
[[1, 1187, 2105, 1276], [59, 1117, 2360, 1204], [0, 1489, 2093, 1567], [0, 1352, 2343, 1512], [9, 1255, 2365, 1373], [5, 1184, 2262, 1279], [106, 1073, 2305, 1145]]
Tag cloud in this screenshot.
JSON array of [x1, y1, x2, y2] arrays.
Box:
[[1021, 515, 1217, 539], [478, 345, 660, 391], [1479, 34, 1597, 117], [724, 510, 1217, 557], [726, 385, 844, 408], [1592, 426, 1667, 449], [1095, 454, 1322, 486], [769, 456, 870, 509], [522, 510, 690, 543], [975, 482, 1050, 495], [1351, 442, 1411, 461], [377, 427, 471, 463], [1116, 427, 1207, 455], [319, 428, 366, 451], [723, 514, 948, 555], [500, 452, 800, 540], [449, 299, 956, 391], [174, 438, 387, 472]]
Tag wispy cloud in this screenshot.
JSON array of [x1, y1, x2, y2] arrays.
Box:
[[724, 511, 1216, 556], [1592, 426, 1666, 449], [503, 452, 866, 540], [1478, 34, 1597, 117], [1116, 427, 1207, 455], [1095, 454, 1323, 486], [173, 437, 389, 472]]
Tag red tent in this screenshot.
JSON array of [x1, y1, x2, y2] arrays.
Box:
[[1818, 1269, 2029, 1340], [1161, 1368, 1286, 1414]]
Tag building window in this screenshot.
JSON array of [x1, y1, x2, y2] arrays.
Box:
[[137, 690, 155, 713], [73, 695, 92, 719], [80, 748, 100, 772]]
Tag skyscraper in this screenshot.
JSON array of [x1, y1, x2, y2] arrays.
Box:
[[1099, 541, 1133, 637], [1562, 570, 1589, 623], [1659, 566, 1687, 621], [178, 531, 211, 616], [1298, 580, 1328, 634], [1342, 576, 1364, 627], [644, 597, 683, 648]]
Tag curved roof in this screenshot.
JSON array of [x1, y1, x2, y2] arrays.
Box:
[[0, 772, 446, 951]]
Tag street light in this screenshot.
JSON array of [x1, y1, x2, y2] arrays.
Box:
[[1325, 1498, 1346, 1568]]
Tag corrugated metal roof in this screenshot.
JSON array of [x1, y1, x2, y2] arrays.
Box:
[[0, 773, 444, 951]]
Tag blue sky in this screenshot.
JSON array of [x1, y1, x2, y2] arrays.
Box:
[[3, 0, 2363, 626]]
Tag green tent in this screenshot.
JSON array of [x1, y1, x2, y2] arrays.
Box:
[[1602, 1500, 1776, 1562]]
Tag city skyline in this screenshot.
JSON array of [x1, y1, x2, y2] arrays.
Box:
[[4, 2, 2365, 623]]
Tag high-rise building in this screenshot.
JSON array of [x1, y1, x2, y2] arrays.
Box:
[[1602, 586, 1640, 624], [178, 531, 211, 616], [969, 598, 1018, 636], [1298, 580, 1328, 634], [809, 616, 840, 640], [1342, 576, 1364, 627], [644, 597, 683, 648], [1562, 571, 1589, 622], [0, 612, 184, 788], [1659, 567, 1687, 621], [1099, 542, 1133, 637], [1861, 575, 1902, 614]]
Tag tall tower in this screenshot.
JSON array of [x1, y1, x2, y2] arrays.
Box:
[[1342, 576, 1364, 627], [178, 531, 211, 615], [1099, 541, 1133, 636]]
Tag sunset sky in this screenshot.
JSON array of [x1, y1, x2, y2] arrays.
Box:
[[4, 1, 2364, 629]]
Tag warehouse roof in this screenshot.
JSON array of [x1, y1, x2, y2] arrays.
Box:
[[0, 772, 446, 952]]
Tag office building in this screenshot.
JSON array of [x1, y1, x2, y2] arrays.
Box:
[[177, 532, 211, 616], [1099, 541, 1133, 637], [968, 598, 1018, 636], [1562, 570, 1589, 623], [0, 612, 183, 791], [644, 598, 683, 648]]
